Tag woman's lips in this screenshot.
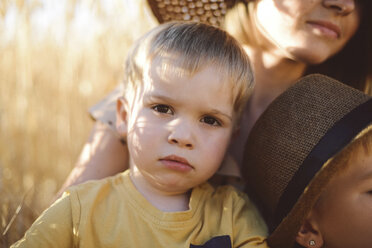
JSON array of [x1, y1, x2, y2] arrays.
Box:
[[160, 155, 193, 172], [307, 20, 341, 39]]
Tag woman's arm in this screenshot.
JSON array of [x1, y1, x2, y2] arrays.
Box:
[[56, 121, 129, 198]]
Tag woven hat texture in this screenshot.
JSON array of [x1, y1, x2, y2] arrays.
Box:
[[242, 74, 372, 248], [147, 0, 241, 27]]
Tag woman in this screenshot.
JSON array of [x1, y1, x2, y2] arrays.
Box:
[[58, 0, 372, 193]]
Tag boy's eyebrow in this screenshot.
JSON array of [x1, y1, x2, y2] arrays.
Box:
[[360, 169, 372, 181], [147, 94, 233, 121], [147, 93, 175, 102], [145, 94, 178, 107], [207, 109, 233, 121]]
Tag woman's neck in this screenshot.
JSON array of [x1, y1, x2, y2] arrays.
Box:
[[244, 45, 307, 122], [227, 45, 307, 168]]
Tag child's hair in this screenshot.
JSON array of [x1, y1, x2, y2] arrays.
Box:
[[325, 126, 372, 179], [123, 21, 253, 117], [354, 126, 372, 157]]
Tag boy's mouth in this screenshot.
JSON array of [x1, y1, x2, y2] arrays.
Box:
[[159, 155, 194, 172]]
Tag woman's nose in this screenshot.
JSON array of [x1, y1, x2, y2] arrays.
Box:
[[323, 0, 356, 15], [167, 120, 194, 149]]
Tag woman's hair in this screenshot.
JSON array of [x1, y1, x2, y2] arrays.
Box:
[[224, 1, 372, 94], [123, 21, 254, 116]]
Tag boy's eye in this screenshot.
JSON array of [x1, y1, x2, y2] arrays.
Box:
[[152, 104, 173, 114], [201, 116, 221, 126]]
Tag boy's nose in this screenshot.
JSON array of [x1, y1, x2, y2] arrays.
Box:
[[167, 120, 195, 149], [168, 137, 193, 149]]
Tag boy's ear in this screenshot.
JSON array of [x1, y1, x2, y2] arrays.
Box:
[[295, 212, 324, 248], [116, 97, 128, 137]]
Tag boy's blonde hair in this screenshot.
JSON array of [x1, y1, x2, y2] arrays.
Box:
[[123, 21, 253, 118]]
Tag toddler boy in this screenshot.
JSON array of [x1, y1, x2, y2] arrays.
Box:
[[12, 22, 268, 248]]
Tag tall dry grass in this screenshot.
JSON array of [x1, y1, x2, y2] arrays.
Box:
[[0, 0, 156, 245]]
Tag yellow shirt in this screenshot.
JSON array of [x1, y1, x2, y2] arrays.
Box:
[[12, 170, 268, 248]]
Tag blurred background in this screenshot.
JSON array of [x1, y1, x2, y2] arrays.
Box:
[[0, 0, 156, 245]]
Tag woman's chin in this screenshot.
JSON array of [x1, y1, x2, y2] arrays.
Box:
[[287, 47, 334, 65]]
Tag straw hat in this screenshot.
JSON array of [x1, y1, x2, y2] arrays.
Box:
[[242, 74, 372, 248], [146, 0, 245, 27]]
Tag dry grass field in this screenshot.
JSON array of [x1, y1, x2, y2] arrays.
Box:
[[0, 0, 156, 245]]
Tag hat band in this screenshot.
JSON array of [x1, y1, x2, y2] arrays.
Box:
[[272, 98, 372, 231]]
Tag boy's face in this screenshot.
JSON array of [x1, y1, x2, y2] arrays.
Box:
[[311, 149, 372, 248], [119, 56, 236, 195]]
